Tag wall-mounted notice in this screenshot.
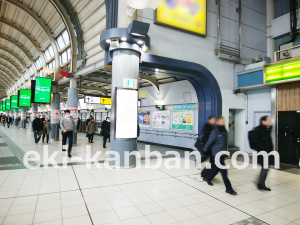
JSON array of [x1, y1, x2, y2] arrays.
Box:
[[52, 109, 60, 121], [172, 110, 194, 130], [69, 108, 78, 121], [152, 111, 170, 129], [138, 112, 151, 128]]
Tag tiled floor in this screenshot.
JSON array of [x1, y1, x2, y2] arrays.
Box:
[[1, 126, 300, 225]]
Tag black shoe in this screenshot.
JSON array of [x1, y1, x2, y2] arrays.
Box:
[[103, 146, 106, 148], [91, 141, 94, 143], [226, 189, 237, 195], [68, 154, 72, 158], [258, 183, 271, 191], [204, 179, 213, 186]]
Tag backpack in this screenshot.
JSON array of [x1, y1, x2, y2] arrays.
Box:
[[248, 129, 257, 150]]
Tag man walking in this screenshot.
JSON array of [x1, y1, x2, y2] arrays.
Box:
[[101, 117, 110, 148], [200, 116, 216, 179], [203, 116, 237, 195], [60, 110, 77, 158], [32, 115, 43, 144], [250, 116, 273, 191]]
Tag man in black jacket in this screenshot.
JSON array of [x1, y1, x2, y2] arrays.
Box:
[[252, 116, 273, 191], [203, 116, 237, 195], [200, 116, 216, 179], [32, 115, 43, 144], [101, 117, 110, 148]]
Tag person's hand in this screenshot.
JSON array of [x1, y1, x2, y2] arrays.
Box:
[[63, 129, 67, 133], [75, 130, 77, 133]]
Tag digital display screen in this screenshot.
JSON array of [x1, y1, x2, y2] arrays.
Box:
[[155, 0, 206, 36], [6, 99, 11, 110], [10, 95, 20, 109], [84, 95, 101, 104], [18, 89, 32, 107], [34, 77, 52, 103], [2, 102, 5, 111], [0, 102, 2, 111]]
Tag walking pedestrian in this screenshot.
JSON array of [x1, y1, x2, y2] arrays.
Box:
[[60, 109, 77, 158], [101, 117, 110, 148], [32, 115, 43, 144], [203, 116, 237, 195], [42, 118, 51, 144], [86, 117, 96, 143]]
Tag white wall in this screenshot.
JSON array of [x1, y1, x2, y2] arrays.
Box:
[[139, 80, 199, 149], [136, 0, 267, 150], [245, 88, 272, 153]]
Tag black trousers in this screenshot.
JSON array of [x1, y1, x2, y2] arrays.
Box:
[[42, 134, 49, 143], [34, 131, 42, 143], [259, 167, 269, 185], [62, 131, 73, 153], [7, 122, 10, 128], [88, 133, 94, 142], [206, 156, 233, 191], [103, 136, 110, 147]]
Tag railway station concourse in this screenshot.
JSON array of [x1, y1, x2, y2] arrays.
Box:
[[0, 0, 300, 225]]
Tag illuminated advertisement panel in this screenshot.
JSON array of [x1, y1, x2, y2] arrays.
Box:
[[34, 77, 52, 103], [18, 89, 32, 107], [10, 95, 20, 109], [264, 57, 300, 84], [5, 99, 10, 110], [155, 0, 207, 36]]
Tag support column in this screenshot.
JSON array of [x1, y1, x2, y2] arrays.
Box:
[[31, 103, 38, 132], [51, 93, 60, 141], [267, 0, 275, 62], [67, 79, 79, 145], [14, 109, 19, 126], [110, 47, 140, 168], [20, 107, 27, 129]]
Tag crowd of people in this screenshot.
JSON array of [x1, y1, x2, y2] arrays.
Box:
[[0, 115, 12, 128], [30, 110, 111, 158], [197, 115, 274, 196]]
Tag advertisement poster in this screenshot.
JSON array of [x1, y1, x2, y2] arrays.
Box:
[[172, 110, 194, 130], [34, 77, 52, 104], [152, 111, 170, 129], [69, 108, 78, 121], [21, 111, 26, 120], [52, 109, 60, 121], [138, 112, 151, 128]]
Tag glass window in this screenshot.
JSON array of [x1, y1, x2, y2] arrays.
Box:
[[44, 45, 54, 62], [62, 30, 70, 45], [48, 46, 54, 58], [59, 47, 71, 65], [35, 57, 42, 69], [57, 36, 65, 50], [47, 60, 55, 70]]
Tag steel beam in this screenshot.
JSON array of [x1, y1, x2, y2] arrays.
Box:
[[139, 73, 160, 93], [5, 0, 60, 72], [0, 55, 24, 73], [0, 64, 19, 81], [80, 76, 111, 84], [0, 17, 46, 67]]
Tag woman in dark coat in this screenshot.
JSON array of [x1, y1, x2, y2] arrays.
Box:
[[252, 116, 274, 191], [86, 118, 96, 143]]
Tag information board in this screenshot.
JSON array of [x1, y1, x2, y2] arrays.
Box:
[[84, 95, 100, 104], [138, 111, 151, 128], [152, 111, 170, 129], [34, 77, 52, 103], [18, 89, 31, 107], [172, 110, 194, 130], [2, 102, 5, 111], [10, 95, 20, 109]]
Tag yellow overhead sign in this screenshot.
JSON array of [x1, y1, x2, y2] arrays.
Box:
[[100, 97, 111, 105], [155, 0, 207, 37]]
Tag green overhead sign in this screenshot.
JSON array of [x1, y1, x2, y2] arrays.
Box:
[[34, 77, 52, 104], [264, 58, 300, 84], [5, 99, 10, 110], [2, 102, 5, 111], [0, 102, 2, 111], [10, 95, 20, 109], [18, 89, 31, 107]]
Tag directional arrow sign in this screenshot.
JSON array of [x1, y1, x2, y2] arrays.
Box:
[[100, 97, 111, 105]]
